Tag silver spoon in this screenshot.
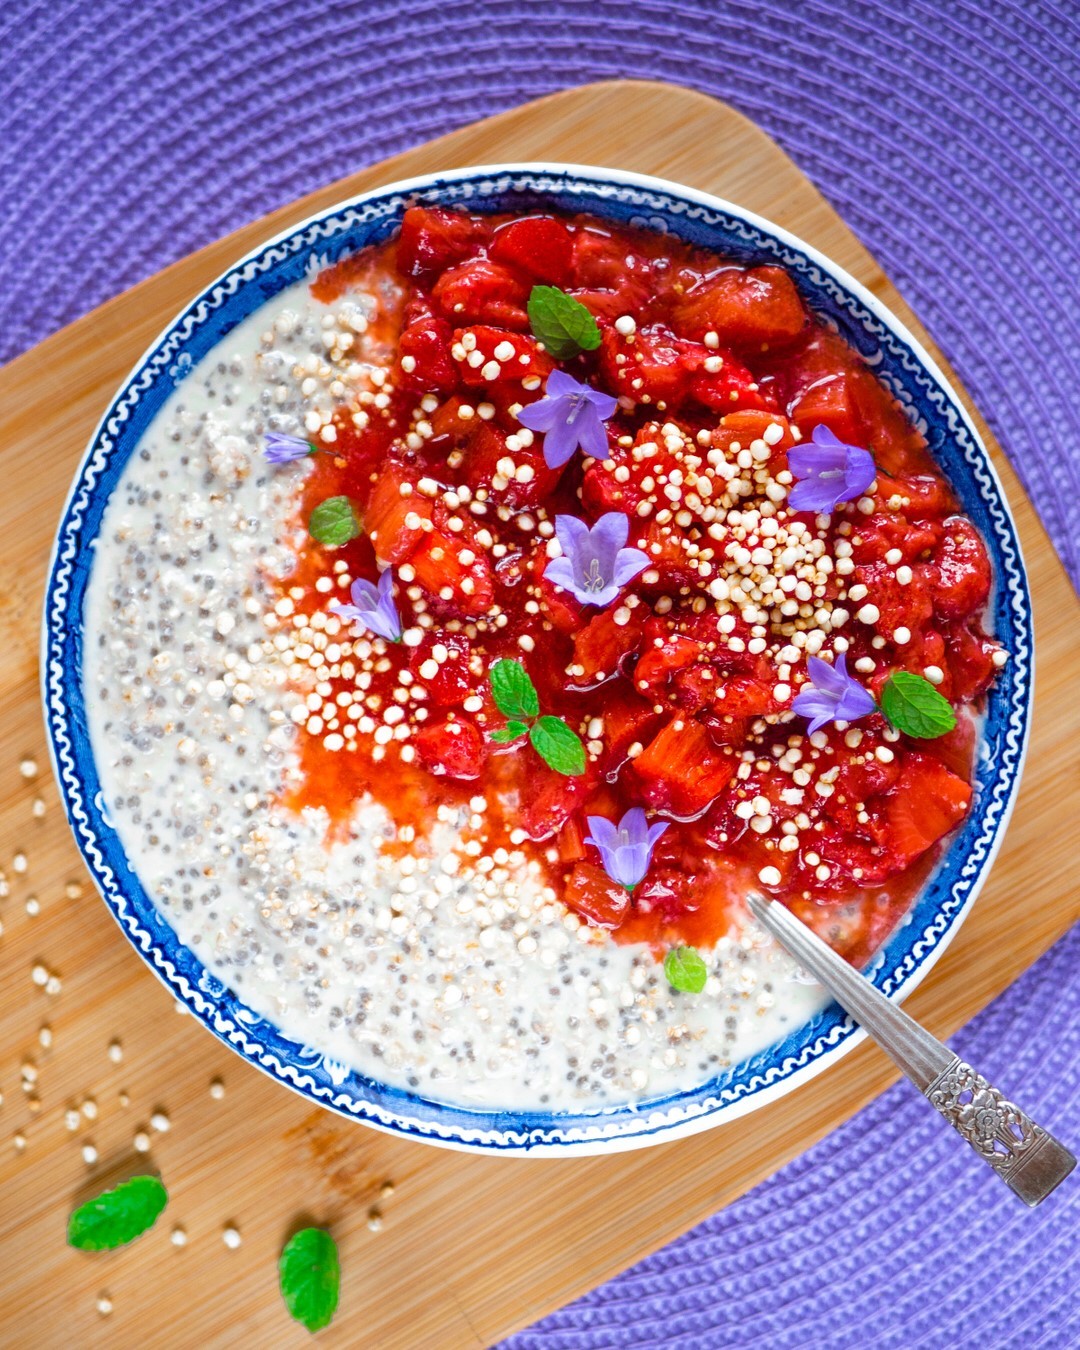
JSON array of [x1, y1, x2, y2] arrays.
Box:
[[747, 893, 1075, 1207]]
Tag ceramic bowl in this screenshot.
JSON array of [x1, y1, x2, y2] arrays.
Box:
[[43, 165, 1031, 1154]]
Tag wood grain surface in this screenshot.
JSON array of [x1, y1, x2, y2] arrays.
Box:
[[0, 80, 1076, 1349]]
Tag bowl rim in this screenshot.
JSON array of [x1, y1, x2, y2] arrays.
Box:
[[41, 162, 1032, 1156]]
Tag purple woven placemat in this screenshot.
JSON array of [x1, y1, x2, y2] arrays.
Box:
[[2, 1, 1076, 1343]]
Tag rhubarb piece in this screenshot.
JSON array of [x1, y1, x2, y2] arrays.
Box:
[[632, 718, 737, 817], [563, 862, 630, 929], [364, 464, 432, 565]]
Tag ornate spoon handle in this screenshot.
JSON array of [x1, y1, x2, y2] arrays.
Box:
[[747, 894, 1075, 1207]]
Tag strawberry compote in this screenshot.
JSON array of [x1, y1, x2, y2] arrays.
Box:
[[278, 206, 1003, 970]]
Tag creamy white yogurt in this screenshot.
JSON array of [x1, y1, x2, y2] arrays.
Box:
[[83, 277, 827, 1112]]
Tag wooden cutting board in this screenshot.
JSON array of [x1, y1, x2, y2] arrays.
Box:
[[0, 80, 1077, 1349]]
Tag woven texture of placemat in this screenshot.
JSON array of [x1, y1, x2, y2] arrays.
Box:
[[2, 1, 1077, 1344]]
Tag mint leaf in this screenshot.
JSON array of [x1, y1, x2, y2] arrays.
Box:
[[664, 946, 708, 995], [67, 1175, 168, 1251], [527, 285, 601, 360], [280, 1227, 340, 1333], [529, 716, 586, 776], [880, 671, 956, 738], [309, 496, 360, 547], [489, 658, 540, 720], [491, 720, 529, 744]]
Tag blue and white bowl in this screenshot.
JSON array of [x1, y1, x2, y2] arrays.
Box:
[[43, 166, 1031, 1155]]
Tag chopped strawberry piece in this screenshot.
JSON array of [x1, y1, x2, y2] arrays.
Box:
[[632, 520, 700, 592], [789, 371, 865, 447], [796, 828, 899, 890], [931, 517, 992, 620], [712, 674, 779, 717], [457, 421, 560, 509], [633, 863, 705, 925], [689, 362, 774, 413], [397, 206, 486, 279], [672, 664, 725, 713], [848, 512, 941, 563], [944, 625, 998, 702], [530, 543, 585, 634], [849, 366, 928, 474], [773, 332, 926, 474], [490, 216, 574, 285], [519, 765, 596, 841], [708, 410, 793, 460], [928, 713, 979, 780], [873, 473, 955, 519], [853, 560, 934, 636], [674, 341, 775, 414], [579, 422, 662, 515], [568, 283, 653, 320], [564, 862, 630, 929], [408, 528, 494, 617], [453, 327, 554, 386], [570, 227, 639, 289], [704, 769, 803, 846], [412, 718, 485, 780], [599, 323, 691, 408], [632, 718, 737, 817], [673, 266, 806, 349], [398, 316, 457, 393], [408, 631, 474, 706], [364, 463, 432, 564], [580, 459, 641, 515], [824, 740, 902, 832], [432, 259, 530, 330], [875, 753, 971, 865], [566, 225, 656, 317]]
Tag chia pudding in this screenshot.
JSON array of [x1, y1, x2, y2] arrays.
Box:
[[83, 207, 1002, 1111]]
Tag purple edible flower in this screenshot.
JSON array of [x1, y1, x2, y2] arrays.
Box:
[[516, 369, 618, 468], [264, 431, 316, 464], [544, 512, 648, 608], [787, 424, 876, 514], [329, 569, 402, 643], [791, 653, 877, 735], [586, 807, 669, 891]]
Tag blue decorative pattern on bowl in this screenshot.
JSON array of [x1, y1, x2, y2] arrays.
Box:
[[42, 166, 1031, 1155]]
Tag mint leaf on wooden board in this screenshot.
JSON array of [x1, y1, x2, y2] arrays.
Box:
[[67, 1176, 168, 1251], [529, 715, 586, 776], [527, 286, 601, 360], [664, 946, 708, 995], [880, 671, 956, 738], [279, 1227, 340, 1333], [489, 658, 540, 720], [309, 496, 361, 547]]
